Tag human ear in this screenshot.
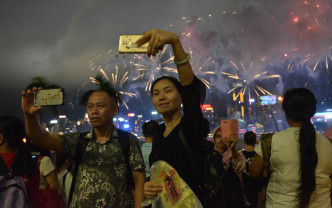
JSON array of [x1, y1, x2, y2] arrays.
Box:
[[0, 134, 4, 145], [113, 106, 119, 116]]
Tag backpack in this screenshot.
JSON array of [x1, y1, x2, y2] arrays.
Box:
[[0, 156, 29, 208], [257, 133, 274, 208], [179, 126, 245, 208], [35, 156, 66, 208], [68, 129, 133, 206]]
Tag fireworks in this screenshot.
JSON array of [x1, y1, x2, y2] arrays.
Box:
[[170, 16, 218, 89], [131, 45, 177, 92], [181, 31, 216, 89], [286, 0, 332, 73], [88, 49, 136, 110], [222, 60, 281, 102], [89, 67, 135, 110], [88, 49, 115, 72]]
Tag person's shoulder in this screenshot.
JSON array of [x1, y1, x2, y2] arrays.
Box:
[[116, 128, 138, 141], [41, 155, 51, 161], [317, 132, 332, 147], [40, 156, 54, 167], [273, 127, 298, 139]]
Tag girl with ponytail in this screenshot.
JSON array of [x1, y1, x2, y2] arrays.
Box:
[[250, 88, 332, 208]]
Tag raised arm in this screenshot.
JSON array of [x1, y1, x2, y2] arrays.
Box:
[[136, 29, 194, 86], [21, 88, 64, 152]]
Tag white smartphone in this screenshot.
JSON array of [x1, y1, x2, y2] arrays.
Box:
[[118, 35, 148, 53], [34, 88, 64, 106]]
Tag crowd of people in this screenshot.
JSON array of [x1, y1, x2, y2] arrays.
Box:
[[0, 29, 331, 208]]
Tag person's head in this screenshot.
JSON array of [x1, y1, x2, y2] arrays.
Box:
[[282, 88, 317, 208], [81, 90, 119, 128], [0, 116, 35, 179], [55, 151, 70, 172], [142, 120, 159, 141], [79, 74, 120, 129], [0, 116, 26, 152], [151, 76, 182, 117], [244, 131, 256, 146], [30, 145, 51, 157], [282, 88, 316, 124]]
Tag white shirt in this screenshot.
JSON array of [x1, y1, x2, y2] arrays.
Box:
[[39, 156, 56, 190], [255, 127, 332, 208]]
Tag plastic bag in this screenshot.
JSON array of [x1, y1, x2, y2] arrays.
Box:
[[142, 160, 202, 208]]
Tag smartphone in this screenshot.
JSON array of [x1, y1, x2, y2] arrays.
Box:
[[118, 35, 148, 53], [258, 95, 277, 106], [220, 119, 238, 138], [31, 152, 40, 166], [34, 88, 64, 106]]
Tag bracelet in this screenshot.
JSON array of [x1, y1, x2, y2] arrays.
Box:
[[174, 53, 191, 66]]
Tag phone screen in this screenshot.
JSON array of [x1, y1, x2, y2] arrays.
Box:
[[259, 95, 277, 106]]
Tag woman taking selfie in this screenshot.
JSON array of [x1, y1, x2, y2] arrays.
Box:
[[250, 88, 332, 208], [136, 29, 206, 205]]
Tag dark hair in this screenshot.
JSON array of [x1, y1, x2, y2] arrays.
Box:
[[282, 88, 317, 208], [55, 151, 70, 172], [79, 74, 119, 106], [142, 120, 159, 139], [0, 116, 35, 179], [201, 117, 210, 139], [30, 145, 51, 157], [150, 76, 182, 95], [0, 116, 26, 150], [244, 131, 256, 145], [79, 89, 118, 106]]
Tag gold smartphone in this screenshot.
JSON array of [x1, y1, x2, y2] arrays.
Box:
[[118, 35, 148, 53]]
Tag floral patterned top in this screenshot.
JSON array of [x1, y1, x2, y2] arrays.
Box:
[[59, 126, 145, 208]]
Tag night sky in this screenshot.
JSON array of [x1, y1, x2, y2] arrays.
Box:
[[1, 0, 331, 122]]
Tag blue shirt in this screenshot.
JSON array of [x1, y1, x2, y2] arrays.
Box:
[[141, 143, 152, 178]]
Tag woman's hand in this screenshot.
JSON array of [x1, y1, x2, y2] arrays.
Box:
[[21, 87, 43, 116], [215, 136, 232, 154], [143, 181, 163, 199], [135, 29, 180, 57], [230, 134, 238, 151]]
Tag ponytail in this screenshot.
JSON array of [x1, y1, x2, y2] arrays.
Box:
[[282, 88, 318, 208], [298, 119, 317, 208]]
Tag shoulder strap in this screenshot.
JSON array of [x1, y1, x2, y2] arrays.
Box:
[[62, 171, 69, 189], [68, 131, 89, 206], [117, 129, 134, 187], [260, 133, 273, 179]]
